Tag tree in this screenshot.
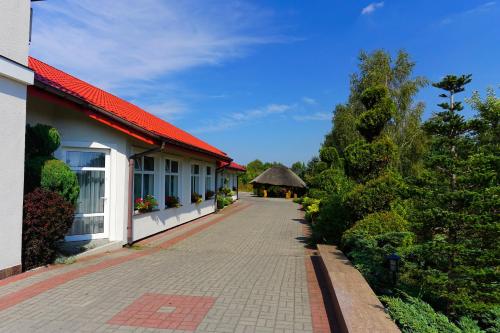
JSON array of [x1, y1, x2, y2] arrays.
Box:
[[410, 75, 499, 325], [290, 161, 306, 179], [323, 50, 428, 175]]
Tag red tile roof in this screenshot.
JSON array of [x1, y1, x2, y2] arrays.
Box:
[[218, 161, 246, 172], [28, 57, 228, 160]]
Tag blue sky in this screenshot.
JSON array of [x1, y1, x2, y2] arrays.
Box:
[[30, 1, 500, 166]]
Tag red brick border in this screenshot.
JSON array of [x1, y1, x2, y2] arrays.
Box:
[[0, 203, 252, 312], [108, 293, 216, 330], [302, 223, 333, 333]]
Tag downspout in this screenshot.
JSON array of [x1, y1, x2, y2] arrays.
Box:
[[236, 174, 239, 200], [127, 143, 165, 245]]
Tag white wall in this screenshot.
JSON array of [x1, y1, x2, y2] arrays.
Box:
[[27, 93, 219, 244], [132, 153, 216, 241], [0, 0, 32, 276], [27, 95, 130, 243], [0, 1, 30, 64]]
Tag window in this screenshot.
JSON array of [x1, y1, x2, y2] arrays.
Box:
[[66, 150, 106, 236], [191, 164, 200, 195], [205, 166, 214, 198], [165, 159, 180, 202], [134, 156, 155, 201]]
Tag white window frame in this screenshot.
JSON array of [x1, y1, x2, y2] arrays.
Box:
[[134, 155, 156, 201], [191, 163, 201, 200], [205, 165, 214, 199], [62, 147, 110, 241], [164, 158, 181, 207]]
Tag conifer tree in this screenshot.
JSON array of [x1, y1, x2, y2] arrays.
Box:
[[411, 75, 499, 325]]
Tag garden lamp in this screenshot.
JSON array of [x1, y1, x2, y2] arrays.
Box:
[[386, 253, 401, 286]]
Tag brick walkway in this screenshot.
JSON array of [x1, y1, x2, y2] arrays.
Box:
[[0, 194, 331, 333]]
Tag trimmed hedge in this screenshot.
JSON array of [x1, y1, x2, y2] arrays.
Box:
[[40, 159, 80, 205]]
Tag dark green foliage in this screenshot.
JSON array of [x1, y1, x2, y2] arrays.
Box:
[[323, 104, 361, 155], [24, 155, 51, 194], [319, 146, 340, 168], [290, 161, 306, 179], [267, 185, 285, 197], [345, 172, 405, 222], [343, 211, 408, 238], [22, 188, 75, 270], [40, 159, 80, 205], [217, 196, 225, 209], [356, 86, 395, 142], [310, 170, 354, 244], [380, 294, 481, 333], [344, 136, 397, 182], [408, 77, 499, 326], [25, 124, 61, 157]]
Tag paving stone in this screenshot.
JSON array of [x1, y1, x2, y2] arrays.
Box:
[[0, 194, 328, 332]]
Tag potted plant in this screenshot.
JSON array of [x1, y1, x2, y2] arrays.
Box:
[[165, 196, 180, 208], [135, 194, 158, 213], [191, 192, 202, 204], [205, 190, 215, 200]]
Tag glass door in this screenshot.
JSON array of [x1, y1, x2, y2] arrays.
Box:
[[64, 149, 109, 239]]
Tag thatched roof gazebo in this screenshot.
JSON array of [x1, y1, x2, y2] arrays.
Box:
[[250, 165, 306, 189]]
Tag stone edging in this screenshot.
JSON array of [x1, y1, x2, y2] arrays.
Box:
[[317, 244, 400, 333]]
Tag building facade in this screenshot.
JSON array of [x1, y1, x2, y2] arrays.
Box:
[[0, 1, 34, 279]]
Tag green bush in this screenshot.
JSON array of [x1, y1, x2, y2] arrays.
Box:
[[305, 201, 320, 222], [309, 171, 354, 244], [307, 188, 327, 199], [24, 155, 51, 194], [344, 136, 397, 182], [319, 146, 340, 168], [381, 294, 483, 333], [25, 124, 61, 157], [343, 211, 408, 239], [217, 196, 225, 209], [40, 159, 80, 205], [360, 85, 389, 110], [223, 196, 233, 205], [267, 185, 284, 197], [345, 172, 405, 222]]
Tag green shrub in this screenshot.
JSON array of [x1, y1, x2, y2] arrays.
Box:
[[344, 136, 397, 182], [24, 155, 51, 194], [319, 146, 340, 168], [301, 197, 320, 211], [307, 188, 327, 199], [343, 211, 408, 239], [40, 159, 80, 205], [217, 196, 226, 209], [267, 185, 284, 197], [223, 196, 233, 205], [309, 171, 354, 244], [380, 294, 483, 333], [341, 210, 413, 291], [360, 85, 389, 110], [25, 124, 61, 157], [345, 172, 405, 222], [305, 202, 320, 222], [356, 98, 395, 142]]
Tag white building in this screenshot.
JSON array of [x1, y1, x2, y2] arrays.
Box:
[[216, 162, 246, 201], [26, 57, 245, 247], [0, 1, 34, 279]]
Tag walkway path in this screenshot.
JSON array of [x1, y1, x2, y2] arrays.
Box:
[[0, 194, 331, 333]]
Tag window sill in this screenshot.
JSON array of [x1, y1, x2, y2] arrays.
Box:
[[164, 205, 182, 209], [133, 209, 160, 216]]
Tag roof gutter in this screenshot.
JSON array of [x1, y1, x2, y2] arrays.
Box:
[[127, 143, 166, 245], [32, 80, 232, 162]]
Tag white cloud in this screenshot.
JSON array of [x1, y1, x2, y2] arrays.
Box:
[[191, 103, 294, 133], [440, 1, 496, 25], [361, 2, 384, 15], [141, 100, 188, 121], [30, 0, 290, 93], [301, 97, 317, 105], [293, 112, 331, 122]]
